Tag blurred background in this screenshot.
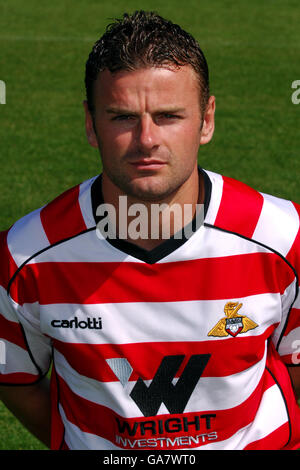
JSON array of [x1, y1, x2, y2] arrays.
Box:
[[0, 0, 299, 449]]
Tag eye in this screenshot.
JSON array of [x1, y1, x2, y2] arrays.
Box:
[[160, 113, 183, 120], [111, 114, 136, 121]]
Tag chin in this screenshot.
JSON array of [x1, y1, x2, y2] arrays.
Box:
[[106, 169, 185, 202], [126, 181, 179, 202]]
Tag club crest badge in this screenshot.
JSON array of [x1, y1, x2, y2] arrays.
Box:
[[208, 302, 258, 338]]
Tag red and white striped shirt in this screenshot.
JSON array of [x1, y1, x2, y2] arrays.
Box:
[[1, 168, 300, 450]]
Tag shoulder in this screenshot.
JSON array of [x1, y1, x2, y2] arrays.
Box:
[[1, 177, 97, 271], [204, 169, 300, 262]]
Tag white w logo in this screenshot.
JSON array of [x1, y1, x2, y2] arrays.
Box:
[[107, 354, 211, 417]]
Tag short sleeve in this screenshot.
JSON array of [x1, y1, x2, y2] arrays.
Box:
[[272, 202, 300, 365], [0, 229, 52, 384]]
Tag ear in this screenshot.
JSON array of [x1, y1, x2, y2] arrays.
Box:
[[83, 100, 99, 148], [199, 95, 215, 146]]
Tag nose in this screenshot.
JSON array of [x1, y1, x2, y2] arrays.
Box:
[[136, 114, 160, 151]]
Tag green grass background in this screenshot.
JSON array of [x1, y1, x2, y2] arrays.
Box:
[[0, 0, 299, 450]]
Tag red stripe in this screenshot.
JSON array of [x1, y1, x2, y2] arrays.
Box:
[[214, 176, 264, 238], [286, 202, 300, 275], [243, 422, 290, 450], [280, 353, 295, 364], [0, 372, 39, 384], [266, 341, 300, 448], [0, 315, 28, 350], [53, 330, 274, 382], [56, 369, 275, 449], [9, 252, 294, 305], [283, 308, 300, 337], [40, 185, 87, 245], [0, 229, 18, 290]]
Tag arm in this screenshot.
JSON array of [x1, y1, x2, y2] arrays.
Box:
[[0, 376, 51, 448]]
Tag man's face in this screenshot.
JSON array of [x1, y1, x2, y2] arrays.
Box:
[[84, 65, 215, 202]]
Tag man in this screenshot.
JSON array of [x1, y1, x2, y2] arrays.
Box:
[[0, 10, 300, 450]]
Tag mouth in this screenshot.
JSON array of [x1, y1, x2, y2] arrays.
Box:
[[129, 159, 167, 171]]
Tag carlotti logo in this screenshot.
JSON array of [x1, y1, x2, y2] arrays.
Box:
[[51, 316, 102, 329], [106, 354, 218, 449]]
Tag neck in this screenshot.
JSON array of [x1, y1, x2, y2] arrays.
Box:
[[101, 168, 204, 250]]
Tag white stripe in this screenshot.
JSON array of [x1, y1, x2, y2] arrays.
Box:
[[237, 383, 288, 448], [199, 384, 288, 449], [202, 170, 224, 225], [271, 279, 298, 349], [78, 177, 98, 229], [252, 193, 299, 257], [27, 220, 270, 265], [0, 285, 19, 323], [7, 207, 49, 267], [160, 216, 270, 263], [293, 292, 300, 310], [59, 380, 287, 450], [0, 339, 38, 376], [7, 297, 52, 374], [59, 405, 119, 450], [278, 326, 300, 359], [27, 228, 140, 264], [0, 287, 51, 376], [0, 287, 51, 375], [1, 283, 46, 331], [54, 345, 266, 416], [40, 294, 281, 345]]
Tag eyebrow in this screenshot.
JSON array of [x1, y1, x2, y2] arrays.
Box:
[[106, 108, 137, 115], [105, 107, 186, 115]]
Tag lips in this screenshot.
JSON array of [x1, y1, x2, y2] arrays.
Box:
[[129, 159, 167, 169]]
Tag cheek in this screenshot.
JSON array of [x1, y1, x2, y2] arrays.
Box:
[[164, 122, 201, 154], [114, 132, 134, 153], [99, 125, 134, 158], [185, 123, 202, 153]]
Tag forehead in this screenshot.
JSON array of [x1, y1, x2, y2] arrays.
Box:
[[93, 65, 200, 110]]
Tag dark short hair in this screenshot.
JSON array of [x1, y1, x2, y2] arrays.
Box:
[[85, 10, 210, 116]]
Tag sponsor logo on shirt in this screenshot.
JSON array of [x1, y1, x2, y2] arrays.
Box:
[[208, 301, 258, 338], [107, 354, 210, 416], [106, 354, 217, 448], [51, 316, 102, 329]]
